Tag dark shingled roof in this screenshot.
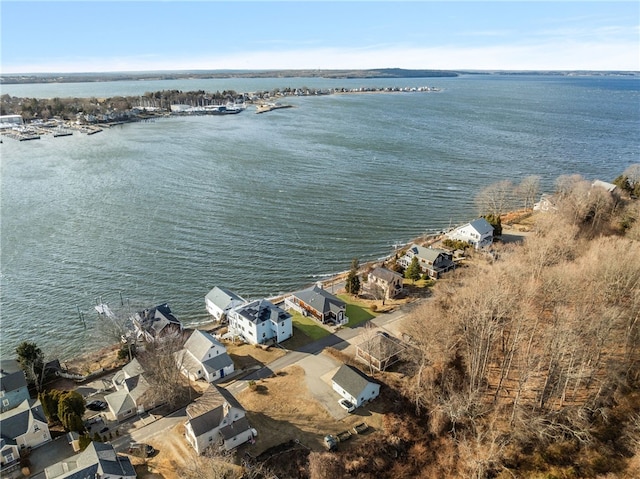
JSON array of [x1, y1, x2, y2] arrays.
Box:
[[0, 359, 27, 394], [291, 284, 345, 316], [331, 364, 377, 398]]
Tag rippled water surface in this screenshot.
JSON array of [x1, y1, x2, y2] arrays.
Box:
[[1, 75, 639, 359]]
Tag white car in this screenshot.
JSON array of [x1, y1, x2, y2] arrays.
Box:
[[338, 398, 355, 413]]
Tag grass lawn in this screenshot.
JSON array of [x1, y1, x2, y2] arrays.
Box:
[[338, 294, 378, 327], [280, 311, 331, 351]]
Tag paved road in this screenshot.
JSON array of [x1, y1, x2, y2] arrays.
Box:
[[90, 304, 411, 457]]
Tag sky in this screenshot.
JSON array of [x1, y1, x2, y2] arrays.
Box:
[[1, 1, 638, 74]]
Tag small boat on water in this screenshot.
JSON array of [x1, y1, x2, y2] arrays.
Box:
[[203, 103, 246, 115]]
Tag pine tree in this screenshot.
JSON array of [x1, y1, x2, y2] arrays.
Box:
[[345, 258, 361, 296], [405, 256, 422, 283]]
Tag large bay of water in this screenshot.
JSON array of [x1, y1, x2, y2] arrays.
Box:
[[1, 75, 639, 360]]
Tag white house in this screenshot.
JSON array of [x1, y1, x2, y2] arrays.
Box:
[[185, 385, 254, 454], [228, 299, 293, 345], [176, 329, 234, 383], [0, 399, 51, 456], [446, 217, 494, 249], [44, 442, 136, 479], [331, 364, 380, 408], [205, 287, 246, 322]]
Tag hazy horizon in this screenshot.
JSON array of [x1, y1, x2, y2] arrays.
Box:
[[2, 1, 638, 74]]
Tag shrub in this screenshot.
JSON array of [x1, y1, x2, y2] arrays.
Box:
[[370, 304, 378, 312]]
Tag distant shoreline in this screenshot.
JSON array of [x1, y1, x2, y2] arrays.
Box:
[[2, 68, 637, 85]]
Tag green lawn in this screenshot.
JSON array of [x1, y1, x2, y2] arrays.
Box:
[[337, 294, 378, 327], [288, 310, 331, 341]]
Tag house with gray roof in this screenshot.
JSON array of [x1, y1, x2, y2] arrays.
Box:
[[105, 359, 157, 422], [228, 299, 293, 345], [44, 441, 136, 479], [446, 217, 494, 249], [284, 284, 347, 325], [331, 364, 380, 408], [205, 287, 246, 322], [132, 303, 183, 342], [176, 329, 234, 383], [0, 399, 51, 461], [366, 267, 404, 300], [398, 244, 456, 278], [185, 385, 254, 454], [356, 332, 407, 372], [0, 359, 30, 413]]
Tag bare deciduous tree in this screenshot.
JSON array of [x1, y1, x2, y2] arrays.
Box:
[[138, 332, 191, 410], [475, 180, 515, 217], [515, 175, 541, 210]]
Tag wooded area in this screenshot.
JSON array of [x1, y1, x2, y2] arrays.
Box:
[[307, 171, 639, 478]]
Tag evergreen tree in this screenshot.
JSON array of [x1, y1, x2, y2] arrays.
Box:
[[405, 256, 422, 283], [483, 214, 503, 237], [15, 341, 44, 390], [345, 258, 361, 296]]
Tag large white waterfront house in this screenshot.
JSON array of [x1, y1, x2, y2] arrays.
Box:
[[205, 287, 246, 322], [446, 218, 494, 249], [227, 299, 293, 345]]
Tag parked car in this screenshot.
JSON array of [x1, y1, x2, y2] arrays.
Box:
[[338, 398, 356, 413], [99, 426, 109, 434], [86, 400, 107, 411], [128, 443, 155, 457], [323, 434, 338, 451]]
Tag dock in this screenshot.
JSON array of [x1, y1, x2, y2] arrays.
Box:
[[255, 103, 294, 114]]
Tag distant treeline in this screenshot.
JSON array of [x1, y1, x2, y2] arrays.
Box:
[[1, 89, 243, 120], [0, 68, 460, 84]]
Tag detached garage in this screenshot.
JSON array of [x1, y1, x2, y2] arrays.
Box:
[[331, 364, 380, 408]]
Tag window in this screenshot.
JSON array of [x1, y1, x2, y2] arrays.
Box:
[[3, 452, 14, 463], [208, 436, 213, 442], [34, 424, 40, 432]]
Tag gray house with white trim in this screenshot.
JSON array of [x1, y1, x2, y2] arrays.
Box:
[[0, 359, 30, 413], [398, 244, 455, 278], [285, 284, 347, 325]]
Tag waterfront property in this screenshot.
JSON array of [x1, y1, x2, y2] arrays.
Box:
[[44, 441, 136, 479], [205, 286, 246, 322], [331, 364, 380, 408], [446, 217, 494, 249], [284, 284, 348, 325], [132, 303, 183, 342], [228, 299, 293, 345], [0, 359, 30, 413], [398, 244, 456, 279], [366, 267, 404, 300], [176, 329, 234, 383], [185, 385, 254, 454]]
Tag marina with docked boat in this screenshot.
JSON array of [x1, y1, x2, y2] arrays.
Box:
[[0, 84, 441, 141]]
